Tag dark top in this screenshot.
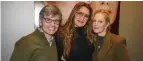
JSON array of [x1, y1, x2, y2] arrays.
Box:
[[66, 27, 94, 61], [97, 36, 104, 50]]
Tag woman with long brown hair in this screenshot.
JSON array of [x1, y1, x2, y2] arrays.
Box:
[[58, 2, 94, 61]]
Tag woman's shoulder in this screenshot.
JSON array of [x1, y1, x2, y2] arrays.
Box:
[[109, 33, 126, 45]]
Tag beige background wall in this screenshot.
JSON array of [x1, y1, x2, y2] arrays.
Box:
[[120, 1, 143, 61]]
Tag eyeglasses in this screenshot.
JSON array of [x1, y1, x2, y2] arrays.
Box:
[[76, 11, 89, 20], [43, 18, 60, 25]]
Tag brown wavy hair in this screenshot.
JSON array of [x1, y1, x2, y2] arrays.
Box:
[[61, 2, 93, 56]]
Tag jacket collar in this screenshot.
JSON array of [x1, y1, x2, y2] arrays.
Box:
[[34, 29, 56, 46]]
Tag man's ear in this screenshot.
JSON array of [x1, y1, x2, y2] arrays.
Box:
[[39, 18, 42, 26]]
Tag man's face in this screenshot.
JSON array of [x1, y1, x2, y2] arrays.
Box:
[[40, 15, 60, 35], [91, 1, 119, 24], [74, 6, 90, 27]]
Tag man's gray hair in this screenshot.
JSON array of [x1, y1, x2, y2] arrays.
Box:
[[39, 4, 62, 22]]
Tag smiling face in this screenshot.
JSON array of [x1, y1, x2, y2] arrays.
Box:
[[74, 6, 90, 27], [92, 13, 109, 34], [40, 15, 60, 35]]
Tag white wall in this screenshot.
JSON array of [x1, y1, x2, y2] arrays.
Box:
[[0, 1, 1, 61], [120, 1, 143, 61], [1, 1, 35, 61]]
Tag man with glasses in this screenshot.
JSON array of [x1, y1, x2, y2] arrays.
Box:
[[10, 4, 62, 61]]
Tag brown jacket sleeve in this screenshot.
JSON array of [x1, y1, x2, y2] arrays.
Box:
[[10, 37, 34, 61], [114, 37, 130, 61]]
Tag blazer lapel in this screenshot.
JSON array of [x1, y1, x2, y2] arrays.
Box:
[[97, 32, 112, 60]]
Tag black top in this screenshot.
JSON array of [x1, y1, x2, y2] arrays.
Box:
[[66, 27, 94, 61], [97, 36, 104, 50]]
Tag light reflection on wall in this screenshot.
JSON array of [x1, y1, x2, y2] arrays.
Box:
[[34, 2, 44, 28]]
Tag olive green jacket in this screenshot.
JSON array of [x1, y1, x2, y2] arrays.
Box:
[[10, 29, 59, 61], [92, 32, 130, 61]]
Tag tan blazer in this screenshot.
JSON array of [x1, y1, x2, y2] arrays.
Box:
[[92, 32, 130, 61]]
